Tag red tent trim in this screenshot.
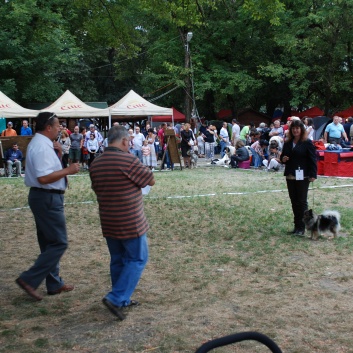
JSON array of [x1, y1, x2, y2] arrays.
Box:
[[335, 106, 353, 118], [152, 106, 185, 122], [296, 106, 324, 118], [217, 109, 233, 119]]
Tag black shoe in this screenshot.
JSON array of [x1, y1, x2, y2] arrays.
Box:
[[294, 230, 305, 236], [126, 300, 140, 308], [102, 298, 126, 320]]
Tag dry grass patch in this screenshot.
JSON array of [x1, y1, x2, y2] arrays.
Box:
[[1, 168, 353, 353]]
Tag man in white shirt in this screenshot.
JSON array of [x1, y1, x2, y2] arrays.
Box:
[[16, 112, 80, 301], [132, 126, 145, 161], [219, 122, 230, 157], [231, 119, 240, 146]]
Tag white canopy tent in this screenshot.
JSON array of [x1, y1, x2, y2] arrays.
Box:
[[41, 90, 110, 117], [109, 90, 173, 126], [0, 91, 39, 118]]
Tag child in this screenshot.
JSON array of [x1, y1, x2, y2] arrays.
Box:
[[263, 144, 281, 171], [197, 133, 205, 158], [141, 139, 152, 168], [87, 133, 99, 168], [128, 128, 134, 153]]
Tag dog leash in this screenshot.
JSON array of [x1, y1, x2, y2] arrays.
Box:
[[311, 181, 315, 208]]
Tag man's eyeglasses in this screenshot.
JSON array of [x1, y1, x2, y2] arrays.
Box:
[[47, 113, 57, 122]]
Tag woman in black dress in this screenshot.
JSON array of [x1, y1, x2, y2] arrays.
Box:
[[280, 119, 317, 235], [180, 123, 195, 168]]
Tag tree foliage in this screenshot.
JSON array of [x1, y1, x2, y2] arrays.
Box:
[[1, 0, 353, 117]]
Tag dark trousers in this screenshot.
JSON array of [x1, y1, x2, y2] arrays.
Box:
[[62, 153, 69, 168], [230, 155, 245, 168], [286, 178, 310, 231], [328, 137, 340, 144], [88, 152, 96, 167], [20, 189, 68, 291]]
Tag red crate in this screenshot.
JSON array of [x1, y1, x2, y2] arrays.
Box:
[[316, 151, 325, 175], [324, 151, 353, 177]]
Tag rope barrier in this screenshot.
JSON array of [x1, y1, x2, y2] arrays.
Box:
[[1, 183, 352, 212]]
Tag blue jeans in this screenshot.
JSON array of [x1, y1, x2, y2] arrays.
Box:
[[250, 148, 262, 168], [132, 149, 142, 162], [105, 234, 148, 307], [20, 189, 67, 291], [162, 150, 173, 169], [220, 141, 228, 157]]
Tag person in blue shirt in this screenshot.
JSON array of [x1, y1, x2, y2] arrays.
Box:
[[324, 116, 348, 144], [21, 120, 33, 135], [5, 142, 23, 177]]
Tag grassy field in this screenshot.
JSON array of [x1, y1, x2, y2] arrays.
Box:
[[1, 167, 353, 353]]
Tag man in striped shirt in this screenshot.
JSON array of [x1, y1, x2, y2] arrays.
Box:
[[89, 125, 155, 320]]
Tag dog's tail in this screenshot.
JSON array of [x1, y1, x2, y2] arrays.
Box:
[[321, 210, 341, 221]]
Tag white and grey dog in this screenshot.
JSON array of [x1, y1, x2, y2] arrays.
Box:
[[187, 148, 198, 168], [225, 145, 236, 156], [303, 209, 341, 240]]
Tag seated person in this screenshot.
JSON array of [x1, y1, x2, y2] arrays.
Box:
[[5, 142, 23, 177], [230, 140, 250, 168], [263, 143, 282, 171], [249, 130, 261, 145], [269, 119, 284, 139], [251, 139, 269, 168]]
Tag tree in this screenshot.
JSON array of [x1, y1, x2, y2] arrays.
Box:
[[0, 0, 92, 102]]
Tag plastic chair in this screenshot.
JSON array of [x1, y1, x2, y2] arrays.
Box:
[[238, 159, 251, 169]]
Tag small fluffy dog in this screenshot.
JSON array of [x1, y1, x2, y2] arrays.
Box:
[[187, 148, 198, 168], [303, 209, 341, 240], [269, 136, 283, 150]]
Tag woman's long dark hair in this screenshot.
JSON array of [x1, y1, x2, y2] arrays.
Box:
[[306, 117, 314, 127], [287, 120, 307, 141]]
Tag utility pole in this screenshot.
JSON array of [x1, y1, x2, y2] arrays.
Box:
[[184, 32, 193, 124]]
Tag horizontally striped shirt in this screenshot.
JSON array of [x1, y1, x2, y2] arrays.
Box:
[[89, 147, 154, 239]]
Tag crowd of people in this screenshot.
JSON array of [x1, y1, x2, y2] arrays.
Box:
[[2, 114, 353, 176]]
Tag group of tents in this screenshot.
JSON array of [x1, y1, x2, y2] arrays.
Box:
[[0, 90, 187, 127]]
